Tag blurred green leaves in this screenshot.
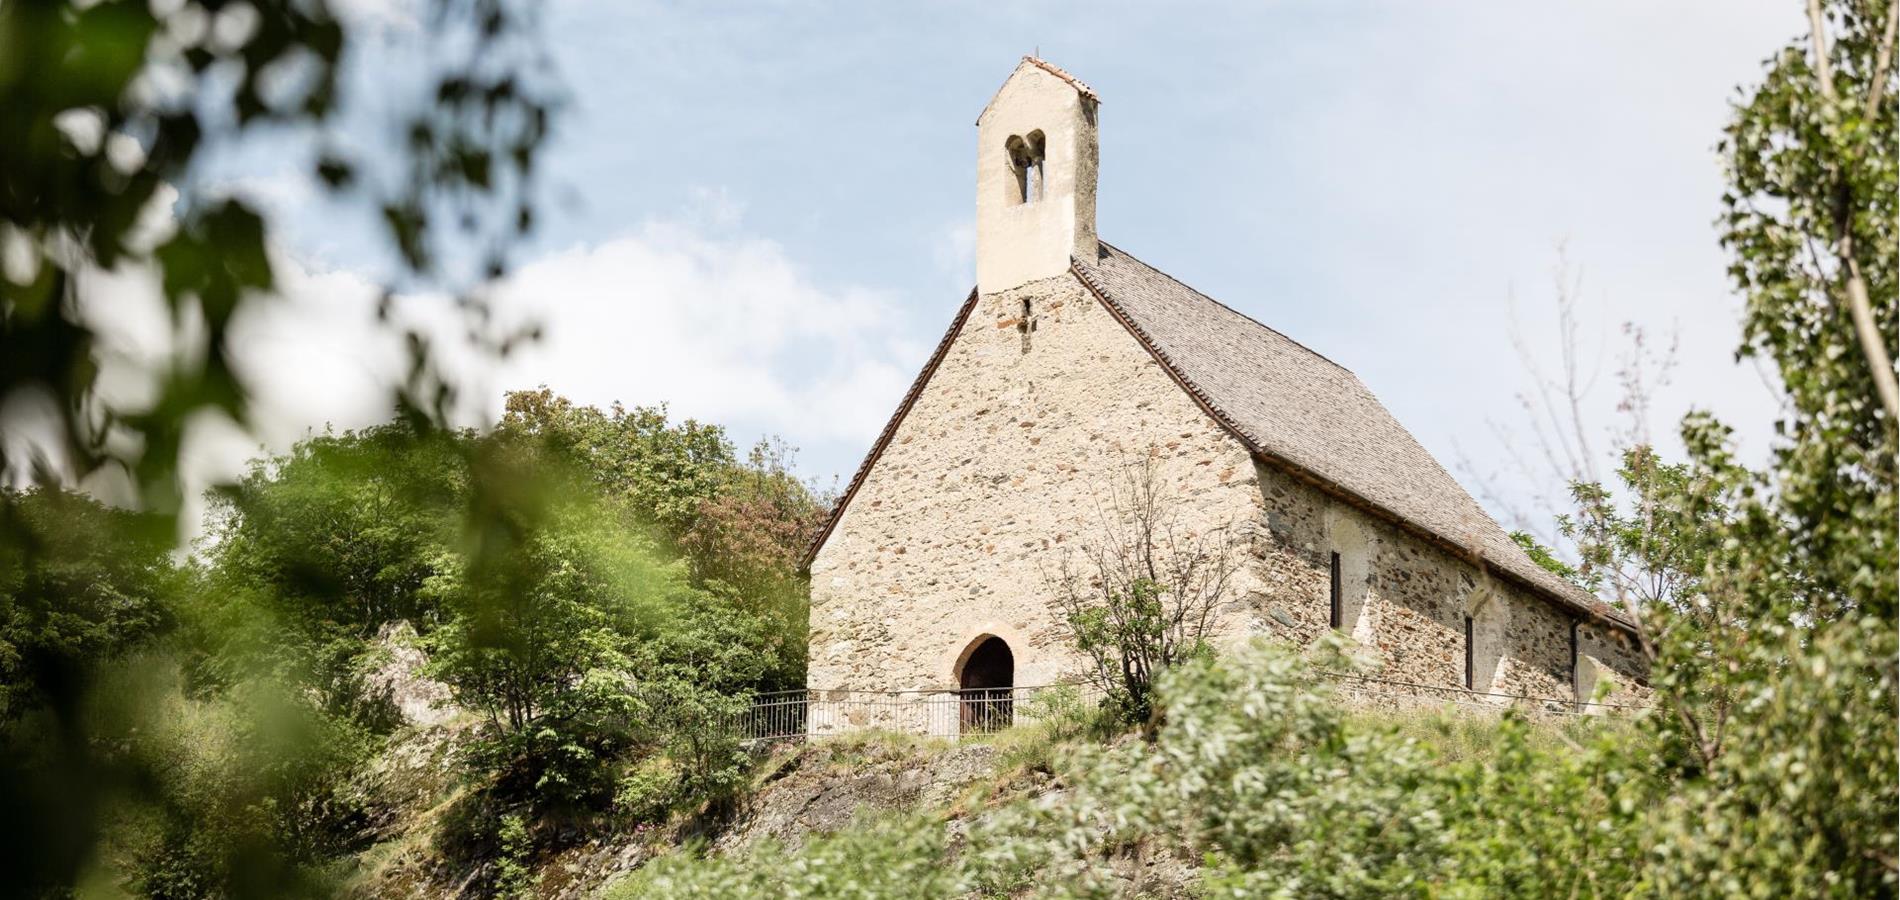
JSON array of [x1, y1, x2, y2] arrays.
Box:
[[2, 0, 561, 892]]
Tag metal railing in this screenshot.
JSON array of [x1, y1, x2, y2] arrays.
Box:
[[707, 673, 1642, 746], [724, 684, 1092, 744]]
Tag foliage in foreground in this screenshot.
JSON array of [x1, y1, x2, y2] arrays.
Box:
[[609, 641, 1661, 899], [0, 391, 826, 896], [200, 403, 818, 893], [614, 625, 1890, 899], [1, 0, 559, 889]]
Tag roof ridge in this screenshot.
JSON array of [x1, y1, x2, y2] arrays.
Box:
[[1021, 56, 1099, 101], [975, 56, 1100, 125], [1093, 240, 1356, 380]]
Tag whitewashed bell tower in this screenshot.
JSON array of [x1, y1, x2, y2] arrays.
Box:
[[974, 57, 1100, 294]]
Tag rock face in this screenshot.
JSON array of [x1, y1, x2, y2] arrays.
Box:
[[362, 621, 458, 728], [716, 740, 1006, 857], [695, 737, 1197, 899]]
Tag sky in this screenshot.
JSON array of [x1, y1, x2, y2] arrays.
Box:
[[151, 0, 1803, 543]]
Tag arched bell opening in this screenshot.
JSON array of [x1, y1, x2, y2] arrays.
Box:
[[1004, 129, 1046, 205], [956, 635, 1015, 733]]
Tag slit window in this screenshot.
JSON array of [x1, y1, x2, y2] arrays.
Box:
[[1569, 619, 1581, 699], [1328, 551, 1342, 629], [1464, 615, 1475, 690]]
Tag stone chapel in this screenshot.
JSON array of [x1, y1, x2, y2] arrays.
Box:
[[803, 58, 1648, 719]]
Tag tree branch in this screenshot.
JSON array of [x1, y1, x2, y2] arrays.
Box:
[[1866, 0, 1898, 121], [1807, 0, 1900, 422]]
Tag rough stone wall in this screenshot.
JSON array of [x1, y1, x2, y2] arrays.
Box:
[[809, 273, 1651, 709], [1237, 457, 1649, 706], [808, 274, 1264, 694], [1577, 621, 1648, 706], [1487, 581, 1574, 699]]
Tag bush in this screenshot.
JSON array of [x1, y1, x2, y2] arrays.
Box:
[[85, 652, 375, 898], [0, 488, 179, 719], [613, 755, 683, 824], [1050, 450, 1240, 728], [607, 814, 961, 900], [602, 641, 1673, 899]]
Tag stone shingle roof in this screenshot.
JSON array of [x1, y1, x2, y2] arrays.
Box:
[[1074, 242, 1635, 632]]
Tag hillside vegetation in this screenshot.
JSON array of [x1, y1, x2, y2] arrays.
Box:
[[613, 645, 1665, 899]]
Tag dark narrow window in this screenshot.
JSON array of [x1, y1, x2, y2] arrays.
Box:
[[1569, 619, 1581, 700], [1463, 615, 1475, 690], [1328, 551, 1342, 629]]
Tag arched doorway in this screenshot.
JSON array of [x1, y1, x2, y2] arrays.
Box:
[[957, 636, 1014, 733]]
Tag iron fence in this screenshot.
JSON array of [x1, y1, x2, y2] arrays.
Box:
[[722, 684, 1093, 744], [705, 673, 1642, 746]]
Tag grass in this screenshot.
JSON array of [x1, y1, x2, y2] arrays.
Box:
[[1352, 703, 1638, 765]]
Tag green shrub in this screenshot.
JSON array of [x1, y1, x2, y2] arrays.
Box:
[[84, 652, 375, 898], [614, 755, 683, 824], [607, 814, 960, 900], [493, 813, 538, 899]]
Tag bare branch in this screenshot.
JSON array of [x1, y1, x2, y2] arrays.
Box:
[[1048, 447, 1241, 726]]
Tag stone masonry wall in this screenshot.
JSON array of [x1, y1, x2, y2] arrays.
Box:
[[1244, 459, 1649, 706], [808, 275, 1265, 694], [809, 272, 1650, 710]]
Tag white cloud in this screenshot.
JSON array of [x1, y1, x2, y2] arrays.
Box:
[[156, 203, 919, 538], [15, 187, 915, 540], [480, 219, 920, 446]]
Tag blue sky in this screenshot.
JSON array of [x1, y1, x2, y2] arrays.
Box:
[[191, 0, 1801, 544]]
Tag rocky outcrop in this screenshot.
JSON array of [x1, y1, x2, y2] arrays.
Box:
[[362, 621, 459, 728], [716, 739, 1005, 856]]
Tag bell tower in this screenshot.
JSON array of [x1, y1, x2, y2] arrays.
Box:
[[974, 57, 1099, 294]]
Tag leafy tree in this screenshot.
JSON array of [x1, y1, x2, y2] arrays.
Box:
[[1561, 0, 1898, 890], [420, 446, 668, 736], [1509, 529, 1583, 585], [193, 421, 474, 731], [502, 388, 826, 690], [500, 388, 739, 538], [679, 438, 829, 690], [0, 0, 559, 891], [0, 488, 178, 719], [1051, 449, 1239, 727], [209, 422, 467, 640]]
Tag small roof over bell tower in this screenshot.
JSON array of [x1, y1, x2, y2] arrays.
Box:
[[976, 56, 1100, 126], [974, 57, 1100, 294]]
